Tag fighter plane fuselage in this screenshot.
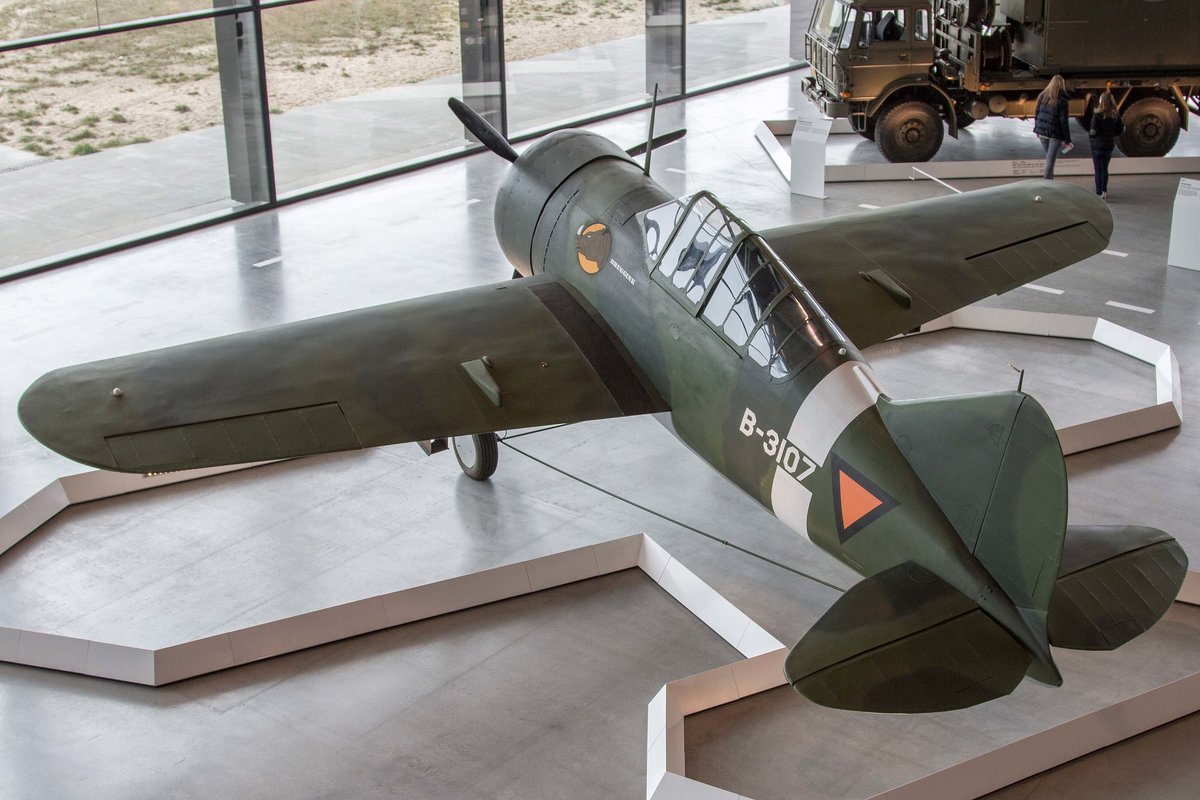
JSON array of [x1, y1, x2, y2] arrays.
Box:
[[499, 132, 986, 584], [18, 114, 1185, 713]]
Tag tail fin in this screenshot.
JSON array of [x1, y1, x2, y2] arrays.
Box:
[[879, 391, 1067, 617], [879, 391, 1067, 684], [788, 392, 1187, 712], [1049, 525, 1189, 650], [785, 562, 1030, 713]]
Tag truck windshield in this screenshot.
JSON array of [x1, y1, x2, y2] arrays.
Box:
[[813, 0, 856, 49]]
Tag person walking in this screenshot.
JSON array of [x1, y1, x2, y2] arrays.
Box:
[[1034, 75, 1072, 179], [1089, 91, 1124, 199]]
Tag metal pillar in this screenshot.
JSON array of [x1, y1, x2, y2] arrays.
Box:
[[214, 1, 272, 204], [459, 0, 506, 138], [790, 0, 810, 62], [646, 0, 684, 98]]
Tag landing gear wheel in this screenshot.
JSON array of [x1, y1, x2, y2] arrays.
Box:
[[875, 100, 943, 163], [1118, 97, 1181, 158], [453, 433, 499, 480]]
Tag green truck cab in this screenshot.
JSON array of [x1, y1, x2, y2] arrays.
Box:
[[804, 0, 1200, 163], [804, 0, 948, 161]]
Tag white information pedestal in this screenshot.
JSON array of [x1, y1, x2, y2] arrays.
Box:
[[789, 115, 832, 199], [1167, 177, 1200, 271]]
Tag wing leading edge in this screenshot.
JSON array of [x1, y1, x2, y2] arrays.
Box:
[[19, 276, 666, 473], [761, 180, 1113, 350]]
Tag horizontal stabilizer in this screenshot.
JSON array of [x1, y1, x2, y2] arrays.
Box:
[[786, 562, 1031, 713], [1048, 525, 1189, 651]]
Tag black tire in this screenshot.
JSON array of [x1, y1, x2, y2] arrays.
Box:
[[1118, 96, 1181, 158], [453, 433, 499, 480], [856, 119, 877, 140], [875, 100, 944, 163], [955, 112, 974, 130]]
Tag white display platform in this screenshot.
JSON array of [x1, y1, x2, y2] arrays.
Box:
[[755, 119, 1200, 183], [1, 531, 771, 686], [909, 307, 1183, 454], [1, 428, 1197, 799]]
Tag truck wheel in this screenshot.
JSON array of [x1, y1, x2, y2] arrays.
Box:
[[955, 112, 974, 130], [875, 101, 943, 162], [857, 120, 876, 140], [453, 433, 499, 480], [1118, 97, 1181, 158]]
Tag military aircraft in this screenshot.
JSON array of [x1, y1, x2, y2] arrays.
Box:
[[18, 98, 1187, 713]]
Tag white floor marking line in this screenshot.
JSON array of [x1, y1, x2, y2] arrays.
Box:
[[1024, 283, 1065, 295], [252, 257, 282, 268], [1103, 249, 1130, 257], [664, 167, 687, 175], [1106, 300, 1155, 314], [466, 198, 482, 206], [858, 203, 880, 209]]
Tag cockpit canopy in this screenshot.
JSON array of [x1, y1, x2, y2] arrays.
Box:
[[641, 193, 847, 380]]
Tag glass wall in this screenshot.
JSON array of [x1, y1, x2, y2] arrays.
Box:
[[505, 0, 648, 136], [688, 0, 793, 90], [0, 16, 249, 275], [0, 0, 802, 280], [261, 0, 468, 194]]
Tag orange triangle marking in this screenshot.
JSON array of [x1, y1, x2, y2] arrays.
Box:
[[839, 470, 883, 529]]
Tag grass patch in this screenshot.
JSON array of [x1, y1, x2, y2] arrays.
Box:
[[70, 143, 100, 156]]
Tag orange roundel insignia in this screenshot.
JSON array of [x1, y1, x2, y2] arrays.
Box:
[[576, 223, 611, 274]]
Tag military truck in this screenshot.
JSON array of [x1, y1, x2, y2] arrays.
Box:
[[803, 0, 1200, 162]]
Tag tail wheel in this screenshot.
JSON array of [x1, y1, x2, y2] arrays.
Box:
[[1118, 97, 1181, 158], [875, 100, 943, 163], [453, 433, 499, 480]]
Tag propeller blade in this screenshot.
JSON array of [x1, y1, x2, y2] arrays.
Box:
[[626, 128, 687, 159], [448, 97, 518, 163]]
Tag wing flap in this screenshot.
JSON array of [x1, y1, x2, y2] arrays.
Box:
[[761, 180, 1113, 349], [19, 276, 665, 473]]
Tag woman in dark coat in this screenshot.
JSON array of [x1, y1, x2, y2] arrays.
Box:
[[1089, 91, 1124, 199], [1033, 74, 1072, 179]]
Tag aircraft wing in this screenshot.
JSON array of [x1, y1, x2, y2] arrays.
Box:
[[760, 180, 1112, 351], [18, 275, 666, 473]]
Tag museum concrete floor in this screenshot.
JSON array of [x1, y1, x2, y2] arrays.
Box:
[[2, 72, 1199, 799]]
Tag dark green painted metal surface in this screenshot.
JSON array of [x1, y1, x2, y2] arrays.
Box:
[[17, 107, 1188, 713]]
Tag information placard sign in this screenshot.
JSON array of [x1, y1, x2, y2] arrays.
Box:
[[1168, 178, 1200, 272]]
